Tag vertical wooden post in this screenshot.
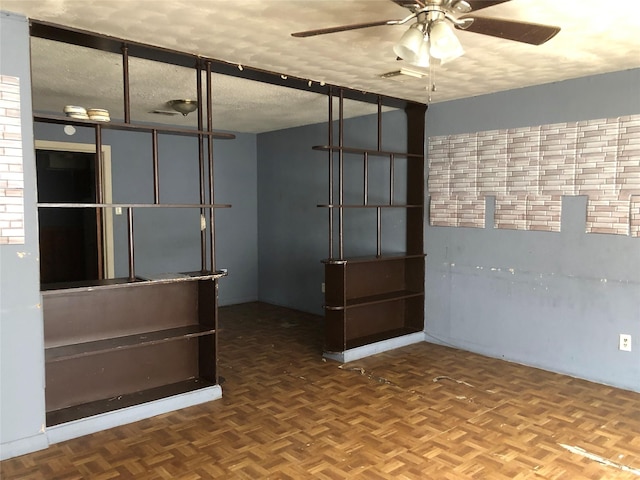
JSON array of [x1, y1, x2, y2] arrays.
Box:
[[152, 129, 159, 204], [328, 89, 334, 260], [338, 90, 344, 260], [122, 44, 131, 124], [94, 124, 104, 280], [196, 60, 206, 272], [405, 103, 427, 255], [363, 152, 369, 206], [206, 61, 215, 272], [127, 207, 135, 281]]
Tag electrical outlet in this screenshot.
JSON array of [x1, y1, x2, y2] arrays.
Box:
[[619, 334, 632, 352], [321, 282, 325, 293]]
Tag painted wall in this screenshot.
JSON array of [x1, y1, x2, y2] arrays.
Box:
[[33, 123, 259, 306], [0, 11, 48, 459], [424, 69, 640, 392], [256, 107, 409, 315]]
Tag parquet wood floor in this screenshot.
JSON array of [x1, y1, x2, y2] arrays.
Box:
[[2, 302, 640, 479]]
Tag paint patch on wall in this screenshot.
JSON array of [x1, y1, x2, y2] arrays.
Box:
[[0, 75, 24, 245], [428, 114, 640, 236]]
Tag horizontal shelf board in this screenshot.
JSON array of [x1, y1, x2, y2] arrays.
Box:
[[46, 378, 217, 426], [318, 204, 423, 209], [322, 253, 426, 264], [46, 325, 216, 362], [325, 290, 424, 310], [37, 202, 231, 209], [312, 145, 423, 159], [345, 327, 424, 350], [34, 114, 236, 139], [41, 271, 226, 294]]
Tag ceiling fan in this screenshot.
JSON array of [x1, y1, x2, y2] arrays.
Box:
[[292, 0, 560, 67]]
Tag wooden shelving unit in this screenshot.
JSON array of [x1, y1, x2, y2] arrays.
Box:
[[41, 276, 222, 425], [318, 91, 427, 359], [31, 24, 232, 427]]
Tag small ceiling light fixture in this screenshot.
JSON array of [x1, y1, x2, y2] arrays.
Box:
[[168, 99, 198, 116], [428, 19, 464, 64], [393, 23, 426, 64], [393, 3, 468, 68]]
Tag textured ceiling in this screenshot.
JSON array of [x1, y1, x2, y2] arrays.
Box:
[[3, 0, 640, 133]]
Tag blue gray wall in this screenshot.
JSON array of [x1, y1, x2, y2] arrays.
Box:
[[424, 69, 640, 392], [33, 124, 259, 306], [256, 108, 409, 315], [0, 11, 48, 458]]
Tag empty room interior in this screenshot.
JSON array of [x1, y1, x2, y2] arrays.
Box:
[[1, 0, 639, 478]]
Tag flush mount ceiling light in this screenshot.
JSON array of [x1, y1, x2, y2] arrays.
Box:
[[293, 0, 561, 68], [168, 99, 198, 116]]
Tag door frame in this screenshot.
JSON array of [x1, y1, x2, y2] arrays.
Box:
[[35, 140, 115, 279]]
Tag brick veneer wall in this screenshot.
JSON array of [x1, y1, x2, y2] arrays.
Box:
[[428, 114, 640, 236], [0, 75, 24, 245]]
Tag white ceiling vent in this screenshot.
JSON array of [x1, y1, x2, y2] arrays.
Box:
[[380, 67, 428, 81]]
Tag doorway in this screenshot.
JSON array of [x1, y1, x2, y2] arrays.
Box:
[[35, 141, 114, 284]]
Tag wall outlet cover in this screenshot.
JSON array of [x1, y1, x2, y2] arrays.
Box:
[[619, 334, 632, 352]]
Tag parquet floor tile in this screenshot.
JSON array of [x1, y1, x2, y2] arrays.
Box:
[[2, 302, 640, 479]]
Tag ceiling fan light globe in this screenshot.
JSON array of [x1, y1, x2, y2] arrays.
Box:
[[428, 20, 464, 61], [393, 24, 425, 64], [410, 38, 431, 67]]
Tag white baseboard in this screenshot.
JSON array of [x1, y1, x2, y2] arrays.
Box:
[[0, 432, 49, 461], [47, 385, 222, 445], [324, 332, 426, 363]]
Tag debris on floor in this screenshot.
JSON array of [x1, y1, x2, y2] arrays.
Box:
[[433, 375, 475, 388], [559, 444, 640, 476]]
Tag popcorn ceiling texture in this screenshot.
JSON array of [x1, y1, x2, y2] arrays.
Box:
[[0, 75, 24, 245], [428, 114, 640, 236], [3, 0, 640, 131]]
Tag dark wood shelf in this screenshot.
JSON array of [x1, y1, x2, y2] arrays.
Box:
[[37, 202, 232, 209], [41, 271, 227, 294], [41, 277, 136, 292], [35, 26, 226, 429], [319, 101, 426, 356], [46, 378, 217, 426], [34, 114, 236, 139], [344, 327, 423, 351], [323, 253, 426, 265], [324, 290, 423, 310], [312, 145, 423, 159], [46, 325, 216, 363], [318, 204, 423, 209]]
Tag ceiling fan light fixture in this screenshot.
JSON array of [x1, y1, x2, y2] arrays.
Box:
[[393, 23, 426, 64], [411, 37, 431, 68], [428, 19, 464, 62], [168, 99, 198, 116]]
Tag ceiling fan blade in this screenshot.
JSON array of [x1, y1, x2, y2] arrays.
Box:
[[465, 1, 512, 12], [291, 20, 397, 38], [458, 16, 560, 45]]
